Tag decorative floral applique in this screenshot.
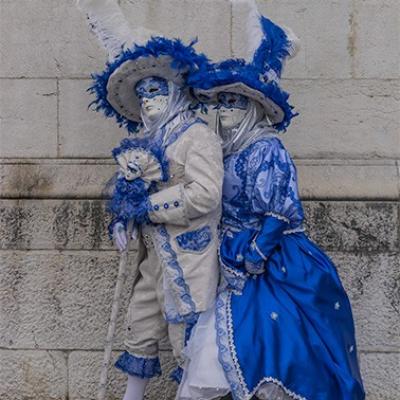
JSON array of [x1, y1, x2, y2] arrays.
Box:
[[175, 226, 212, 252]]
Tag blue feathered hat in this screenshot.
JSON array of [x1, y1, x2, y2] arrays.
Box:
[[189, 0, 299, 131], [78, 0, 207, 133]]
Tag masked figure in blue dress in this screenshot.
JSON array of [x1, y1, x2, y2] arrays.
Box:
[[177, 1, 365, 399]]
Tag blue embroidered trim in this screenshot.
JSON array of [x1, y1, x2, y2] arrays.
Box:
[[154, 225, 197, 317], [115, 351, 161, 379], [89, 37, 208, 133], [170, 366, 184, 384], [164, 310, 199, 325], [168, 313, 199, 384], [184, 313, 200, 344], [175, 226, 212, 252], [215, 291, 246, 400]]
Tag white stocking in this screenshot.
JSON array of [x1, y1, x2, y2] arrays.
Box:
[[122, 375, 149, 400]]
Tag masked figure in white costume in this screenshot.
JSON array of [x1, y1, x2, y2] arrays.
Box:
[[78, 1, 223, 399], [177, 1, 365, 399]]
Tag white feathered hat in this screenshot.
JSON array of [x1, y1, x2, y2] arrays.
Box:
[[189, 0, 300, 130], [78, 0, 208, 132]]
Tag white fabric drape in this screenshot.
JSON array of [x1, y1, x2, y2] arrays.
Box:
[[217, 99, 277, 156]]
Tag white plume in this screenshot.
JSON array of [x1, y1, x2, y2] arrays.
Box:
[[77, 0, 157, 60], [281, 25, 301, 59], [231, 0, 264, 62]]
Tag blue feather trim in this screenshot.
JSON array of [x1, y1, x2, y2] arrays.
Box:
[[106, 177, 152, 238], [188, 60, 297, 131], [253, 17, 293, 79], [89, 37, 209, 133]]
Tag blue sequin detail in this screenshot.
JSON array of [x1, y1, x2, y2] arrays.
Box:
[[175, 226, 212, 252], [115, 351, 161, 379]]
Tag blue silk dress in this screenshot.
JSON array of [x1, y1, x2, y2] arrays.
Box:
[[217, 136, 365, 400]]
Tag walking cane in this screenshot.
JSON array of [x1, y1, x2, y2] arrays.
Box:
[[98, 224, 136, 400]]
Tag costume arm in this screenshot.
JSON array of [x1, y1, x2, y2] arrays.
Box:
[[148, 125, 223, 226], [243, 140, 304, 273]]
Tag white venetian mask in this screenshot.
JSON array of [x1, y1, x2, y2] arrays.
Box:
[[217, 92, 249, 130], [135, 76, 169, 122]]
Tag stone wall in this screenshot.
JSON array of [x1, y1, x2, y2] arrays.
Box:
[[0, 0, 399, 399]]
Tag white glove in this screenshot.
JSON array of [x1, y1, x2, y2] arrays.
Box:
[[113, 222, 127, 252]]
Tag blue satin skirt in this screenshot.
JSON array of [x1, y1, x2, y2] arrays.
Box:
[[218, 232, 365, 400]]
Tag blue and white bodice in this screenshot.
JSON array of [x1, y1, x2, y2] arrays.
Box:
[[221, 136, 304, 234]]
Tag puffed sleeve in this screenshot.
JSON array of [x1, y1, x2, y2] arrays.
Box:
[[148, 123, 223, 226], [244, 138, 304, 271]]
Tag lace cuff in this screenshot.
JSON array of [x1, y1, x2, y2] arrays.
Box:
[[115, 351, 161, 379]]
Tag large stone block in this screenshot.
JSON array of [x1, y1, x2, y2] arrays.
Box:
[[296, 159, 400, 200], [68, 351, 177, 400], [59, 80, 128, 157], [120, 0, 232, 62], [0, 200, 398, 252], [1, 251, 398, 352], [281, 79, 400, 159], [330, 253, 400, 351], [0, 159, 115, 199], [360, 352, 400, 400], [0, 200, 112, 250], [0, 79, 57, 157], [303, 201, 399, 252], [1, 158, 398, 200], [352, 0, 400, 79], [0, 0, 106, 78], [0, 251, 138, 349], [0, 350, 67, 400], [233, 0, 352, 79]]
